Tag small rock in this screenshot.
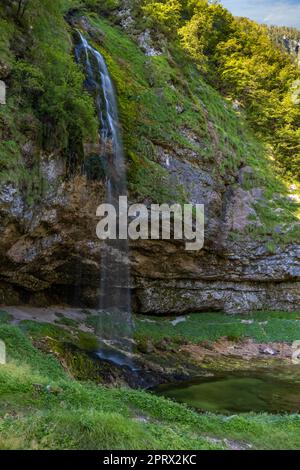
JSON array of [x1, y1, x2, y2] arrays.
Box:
[[171, 316, 187, 326], [156, 339, 170, 351], [46, 385, 63, 395], [33, 383, 45, 392], [274, 225, 283, 234], [176, 105, 185, 114], [224, 439, 253, 451], [138, 30, 161, 57], [137, 340, 154, 354], [232, 99, 242, 111], [262, 347, 277, 356], [134, 416, 149, 424], [241, 320, 254, 325], [238, 166, 254, 185], [251, 188, 264, 199]]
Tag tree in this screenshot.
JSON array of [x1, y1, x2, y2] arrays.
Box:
[[178, 0, 234, 69], [142, 0, 182, 35]]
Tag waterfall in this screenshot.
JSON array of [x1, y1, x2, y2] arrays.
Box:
[[75, 33, 133, 351]]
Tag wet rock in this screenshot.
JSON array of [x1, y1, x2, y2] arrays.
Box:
[[171, 316, 187, 326], [0, 60, 10, 79], [67, 14, 105, 43]]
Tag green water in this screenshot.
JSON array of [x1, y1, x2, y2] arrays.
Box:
[[156, 367, 300, 414]]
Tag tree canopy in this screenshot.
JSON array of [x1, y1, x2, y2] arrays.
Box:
[[140, 0, 300, 179]]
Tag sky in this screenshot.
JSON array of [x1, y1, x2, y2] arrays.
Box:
[[221, 0, 300, 28]]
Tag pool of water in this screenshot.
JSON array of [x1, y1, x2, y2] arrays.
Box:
[[155, 367, 300, 414]]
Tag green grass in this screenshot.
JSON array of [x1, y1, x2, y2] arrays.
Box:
[[2, 5, 299, 238], [1, 322, 300, 449], [0, 310, 13, 325], [135, 311, 300, 345], [0, 324, 221, 450], [84, 15, 300, 241], [86, 16, 264, 201]]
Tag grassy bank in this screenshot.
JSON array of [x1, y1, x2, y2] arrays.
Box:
[[1, 309, 300, 450], [135, 310, 300, 344]]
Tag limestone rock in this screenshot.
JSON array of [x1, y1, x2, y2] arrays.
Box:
[[0, 140, 299, 314], [138, 30, 162, 57], [224, 187, 262, 232]]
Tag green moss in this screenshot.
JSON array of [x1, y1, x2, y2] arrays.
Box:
[[0, 2, 98, 199], [2, 322, 300, 449], [83, 15, 300, 241], [77, 331, 99, 352], [0, 18, 14, 69], [54, 316, 79, 328], [128, 153, 187, 203], [0, 311, 12, 325]]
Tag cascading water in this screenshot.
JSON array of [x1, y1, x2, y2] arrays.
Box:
[[75, 32, 133, 354]]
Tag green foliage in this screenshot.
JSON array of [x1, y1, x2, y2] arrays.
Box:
[[0, 0, 98, 194], [142, 0, 182, 35], [88, 16, 264, 202], [178, 0, 234, 70], [79, 0, 120, 14], [0, 18, 14, 69], [13, 61, 45, 98], [178, 3, 300, 179], [217, 18, 300, 179], [0, 324, 65, 380], [1, 321, 300, 449], [1, 0, 299, 223], [37, 45, 98, 150]]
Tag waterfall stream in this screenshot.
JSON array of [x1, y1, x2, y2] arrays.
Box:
[[75, 33, 133, 352]]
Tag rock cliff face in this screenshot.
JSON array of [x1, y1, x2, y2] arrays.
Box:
[[0, 8, 299, 315], [0, 148, 299, 314]]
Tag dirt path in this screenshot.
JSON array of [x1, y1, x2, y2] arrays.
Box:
[[3, 305, 95, 333]]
